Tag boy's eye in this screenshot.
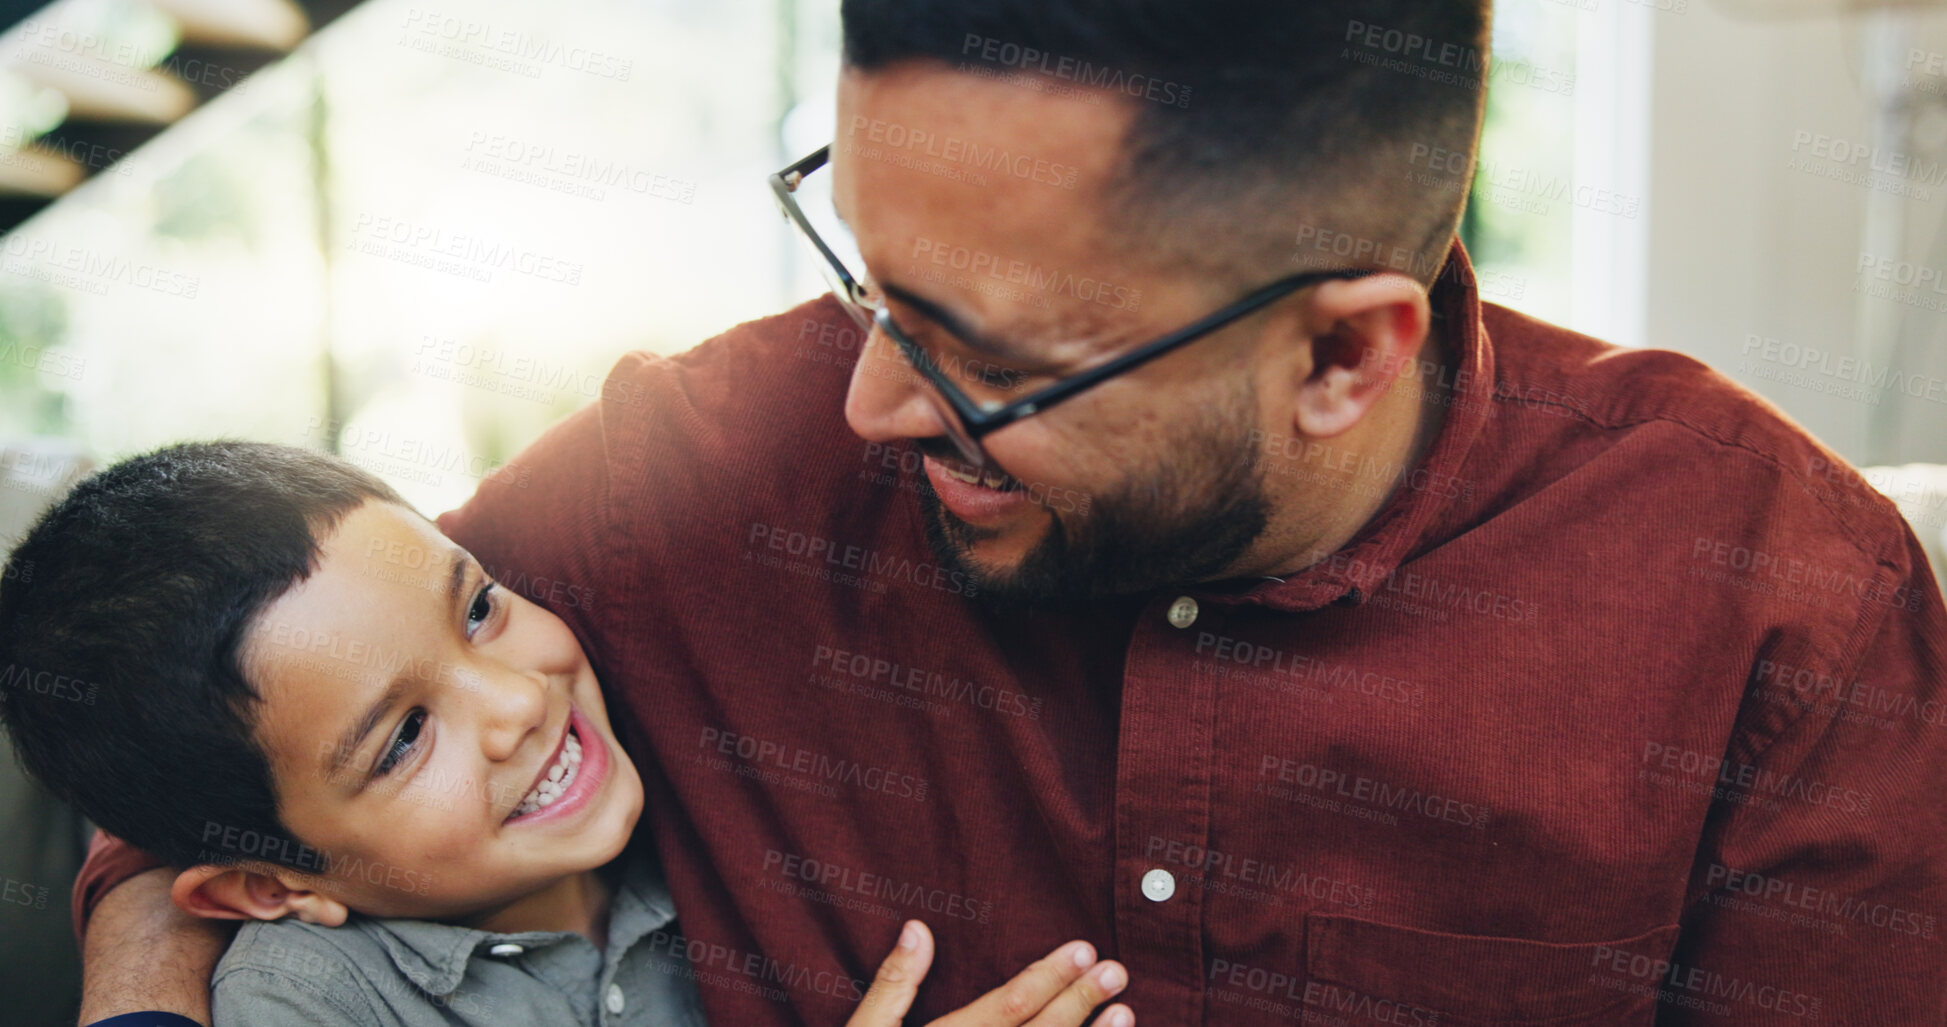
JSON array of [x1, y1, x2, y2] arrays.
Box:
[[466, 582, 498, 637], [376, 709, 426, 776]]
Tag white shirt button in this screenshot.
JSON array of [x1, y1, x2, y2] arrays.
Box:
[[1165, 596, 1199, 628], [488, 943, 524, 957], [1142, 868, 1176, 902], [605, 983, 625, 1015]]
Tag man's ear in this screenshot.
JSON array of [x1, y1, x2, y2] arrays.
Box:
[[1288, 273, 1432, 439], [172, 863, 350, 927]]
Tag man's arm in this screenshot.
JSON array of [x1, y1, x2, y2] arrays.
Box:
[[1661, 528, 1947, 1023], [78, 867, 234, 1026]]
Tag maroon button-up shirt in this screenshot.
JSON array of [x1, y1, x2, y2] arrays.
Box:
[[79, 241, 1947, 1025]]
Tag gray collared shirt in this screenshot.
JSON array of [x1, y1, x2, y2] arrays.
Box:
[[210, 848, 704, 1027]]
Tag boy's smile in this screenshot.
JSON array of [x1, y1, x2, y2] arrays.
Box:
[[229, 499, 642, 927], [504, 702, 610, 825]]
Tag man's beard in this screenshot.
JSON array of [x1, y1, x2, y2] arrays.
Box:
[[915, 385, 1270, 610]]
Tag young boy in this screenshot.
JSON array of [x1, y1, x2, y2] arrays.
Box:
[[0, 441, 1134, 1027]]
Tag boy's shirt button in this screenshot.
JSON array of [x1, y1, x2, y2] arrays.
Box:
[[488, 943, 524, 957], [605, 983, 626, 1014]]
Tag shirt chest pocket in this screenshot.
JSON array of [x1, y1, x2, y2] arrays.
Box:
[[1304, 913, 1684, 1026]]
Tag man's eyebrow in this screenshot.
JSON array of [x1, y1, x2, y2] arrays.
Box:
[[323, 548, 470, 783], [880, 281, 1036, 363]]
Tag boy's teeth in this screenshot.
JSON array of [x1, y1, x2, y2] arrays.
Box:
[[512, 729, 583, 817]]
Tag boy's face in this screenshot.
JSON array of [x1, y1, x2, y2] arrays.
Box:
[[237, 499, 642, 920]]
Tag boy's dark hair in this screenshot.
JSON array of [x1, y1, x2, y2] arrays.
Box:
[[842, 0, 1491, 286], [0, 441, 404, 871]]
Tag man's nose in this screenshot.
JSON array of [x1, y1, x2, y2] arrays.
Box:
[[844, 326, 950, 445]]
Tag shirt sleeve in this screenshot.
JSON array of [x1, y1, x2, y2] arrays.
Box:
[[71, 828, 168, 944], [82, 1014, 206, 1027], [211, 966, 385, 1027], [1662, 526, 1947, 1024]]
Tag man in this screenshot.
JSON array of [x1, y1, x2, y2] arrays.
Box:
[[71, 0, 1947, 1024]]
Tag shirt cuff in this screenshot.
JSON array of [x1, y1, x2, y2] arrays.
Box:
[[83, 1015, 205, 1027]]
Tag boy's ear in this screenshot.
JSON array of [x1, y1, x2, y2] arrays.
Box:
[[172, 863, 350, 928]]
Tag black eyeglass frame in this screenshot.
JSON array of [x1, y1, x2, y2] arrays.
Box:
[[769, 143, 1376, 469]]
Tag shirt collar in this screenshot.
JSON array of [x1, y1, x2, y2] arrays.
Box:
[[358, 844, 678, 997], [1204, 235, 1497, 614]]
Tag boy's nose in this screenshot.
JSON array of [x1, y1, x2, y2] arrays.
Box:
[[475, 668, 550, 763]]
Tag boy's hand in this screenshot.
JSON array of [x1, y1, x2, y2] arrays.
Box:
[[845, 920, 1133, 1027]]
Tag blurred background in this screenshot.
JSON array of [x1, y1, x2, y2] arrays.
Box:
[[2, 0, 1946, 1022]]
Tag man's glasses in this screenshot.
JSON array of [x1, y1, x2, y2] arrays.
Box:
[[769, 143, 1374, 472]]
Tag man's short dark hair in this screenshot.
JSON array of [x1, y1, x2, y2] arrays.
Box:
[[842, 0, 1490, 287], [0, 441, 404, 871]]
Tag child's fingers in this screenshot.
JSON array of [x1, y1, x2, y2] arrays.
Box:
[[843, 921, 934, 1027], [940, 940, 1100, 1026], [1021, 967, 1131, 1027]]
